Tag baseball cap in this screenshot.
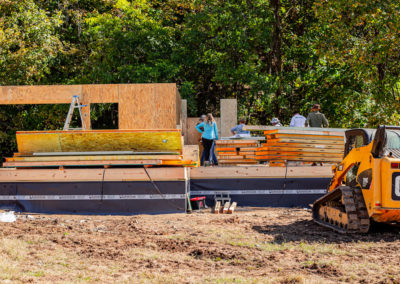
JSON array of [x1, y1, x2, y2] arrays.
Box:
[[271, 117, 280, 124], [312, 104, 320, 110]]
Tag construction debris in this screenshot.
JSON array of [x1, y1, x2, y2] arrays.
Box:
[[0, 211, 16, 223]]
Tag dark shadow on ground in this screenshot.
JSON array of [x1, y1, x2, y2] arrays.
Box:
[[252, 219, 400, 244]]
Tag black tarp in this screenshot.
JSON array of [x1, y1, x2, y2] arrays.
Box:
[[190, 178, 330, 207], [0, 181, 186, 214]]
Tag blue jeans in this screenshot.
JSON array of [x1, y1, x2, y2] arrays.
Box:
[[200, 140, 218, 165]]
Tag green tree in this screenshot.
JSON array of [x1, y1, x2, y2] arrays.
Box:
[[313, 0, 400, 125], [81, 0, 178, 83], [0, 0, 62, 85], [176, 0, 275, 123]]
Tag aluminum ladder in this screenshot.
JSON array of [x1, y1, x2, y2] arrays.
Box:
[[63, 95, 87, 130]]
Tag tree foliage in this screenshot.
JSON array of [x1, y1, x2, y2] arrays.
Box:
[[0, 0, 62, 85], [1, 0, 400, 157]]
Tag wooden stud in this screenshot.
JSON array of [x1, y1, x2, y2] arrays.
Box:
[[214, 201, 221, 214], [227, 202, 237, 214], [222, 201, 231, 213]]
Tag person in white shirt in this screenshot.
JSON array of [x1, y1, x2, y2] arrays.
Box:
[[290, 112, 306, 127]]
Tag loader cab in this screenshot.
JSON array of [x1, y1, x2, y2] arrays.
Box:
[[371, 125, 400, 158], [370, 125, 400, 213], [344, 129, 373, 158]]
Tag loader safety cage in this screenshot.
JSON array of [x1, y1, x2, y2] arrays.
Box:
[[344, 126, 400, 159]]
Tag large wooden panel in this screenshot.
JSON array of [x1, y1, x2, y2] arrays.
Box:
[[0, 85, 83, 104], [82, 84, 119, 103], [119, 84, 153, 129], [0, 84, 180, 130], [154, 84, 177, 129], [118, 83, 178, 129], [16, 130, 183, 153], [220, 99, 237, 137]]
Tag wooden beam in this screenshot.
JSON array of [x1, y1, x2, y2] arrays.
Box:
[[28, 150, 180, 156], [6, 154, 181, 162], [3, 159, 162, 168], [258, 146, 343, 153], [0, 167, 186, 182], [219, 159, 258, 164], [255, 155, 342, 162], [216, 140, 259, 144], [255, 151, 343, 158], [266, 133, 344, 140], [243, 125, 347, 133], [260, 142, 343, 149], [190, 165, 333, 178], [266, 138, 344, 145]]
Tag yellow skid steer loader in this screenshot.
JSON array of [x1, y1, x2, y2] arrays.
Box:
[[313, 125, 400, 233]]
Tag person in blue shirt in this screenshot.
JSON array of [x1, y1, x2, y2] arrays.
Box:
[[231, 117, 250, 136], [196, 113, 219, 166], [197, 115, 218, 165]]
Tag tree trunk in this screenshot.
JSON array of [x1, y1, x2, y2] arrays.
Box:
[[269, 0, 283, 117]]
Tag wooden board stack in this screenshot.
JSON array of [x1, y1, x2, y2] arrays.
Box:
[[215, 139, 259, 165], [4, 130, 199, 168], [255, 129, 345, 165]]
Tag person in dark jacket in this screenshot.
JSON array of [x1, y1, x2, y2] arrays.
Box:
[[306, 104, 329, 128]]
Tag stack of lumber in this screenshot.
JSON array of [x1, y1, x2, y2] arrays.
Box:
[[4, 130, 199, 168], [255, 129, 345, 165], [215, 139, 259, 165]]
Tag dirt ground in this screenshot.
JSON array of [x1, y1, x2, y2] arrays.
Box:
[[1, 208, 400, 283]]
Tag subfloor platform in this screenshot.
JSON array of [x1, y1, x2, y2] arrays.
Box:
[[0, 166, 332, 214], [190, 166, 332, 207]]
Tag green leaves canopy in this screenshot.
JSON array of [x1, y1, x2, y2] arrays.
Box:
[[1, 0, 400, 158]]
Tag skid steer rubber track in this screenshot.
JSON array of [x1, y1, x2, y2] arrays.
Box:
[[312, 186, 370, 234]]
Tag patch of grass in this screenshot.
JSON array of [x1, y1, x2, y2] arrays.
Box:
[[259, 242, 295, 252], [0, 238, 28, 261], [298, 242, 346, 255], [167, 234, 187, 241], [31, 271, 45, 277], [204, 275, 260, 283], [278, 274, 304, 284]]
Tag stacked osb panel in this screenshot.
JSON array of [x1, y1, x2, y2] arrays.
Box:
[[4, 130, 199, 168], [215, 140, 259, 165], [256, 130, 344, 166]]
